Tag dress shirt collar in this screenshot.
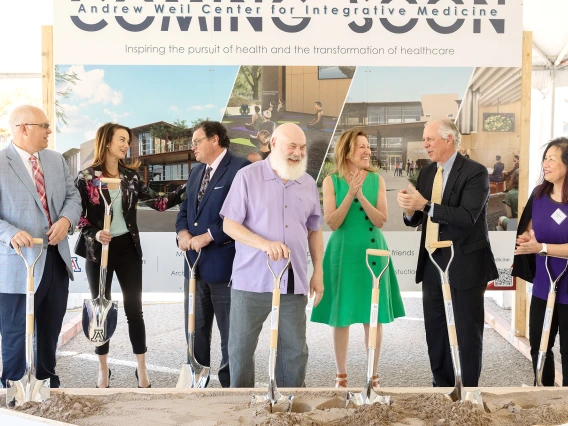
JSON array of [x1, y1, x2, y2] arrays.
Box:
[[439, 150, 458, 173], [207, 148, 227, 177], [12, 141, 40, 164]]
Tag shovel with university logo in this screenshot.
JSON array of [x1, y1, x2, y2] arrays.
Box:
[[7, 238, 50, 408], [82, 178, 121, 347]]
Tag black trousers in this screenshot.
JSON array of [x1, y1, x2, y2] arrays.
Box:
[[85, 233, 146, 356], [422, 255, 486, 387], [0, 246, 69, 388], [529, 295, 568, 386], [184, 277, 231, 388]]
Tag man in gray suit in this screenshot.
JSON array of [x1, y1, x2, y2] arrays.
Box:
[[0, 105, 81, 388]]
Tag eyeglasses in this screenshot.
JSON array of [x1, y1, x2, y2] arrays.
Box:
[[16, 123, 51, 129], [191, 136, 208, 148]]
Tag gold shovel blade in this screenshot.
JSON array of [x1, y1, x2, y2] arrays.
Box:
[[6, 374, 50, 408]]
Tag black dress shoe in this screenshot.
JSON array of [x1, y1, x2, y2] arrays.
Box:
[[96, 368, 111, 388], [135, 368, 151, 388]]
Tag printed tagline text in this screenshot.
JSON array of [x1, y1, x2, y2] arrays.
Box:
[[124, 44, 456, 57]]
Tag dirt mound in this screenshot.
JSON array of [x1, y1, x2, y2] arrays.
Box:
[[14, 392, 102, 423], [10, 389, 568, 426]]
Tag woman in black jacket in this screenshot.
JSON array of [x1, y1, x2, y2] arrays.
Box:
[[75, 122, 185, 388]]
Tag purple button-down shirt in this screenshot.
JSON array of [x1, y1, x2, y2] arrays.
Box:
[[220, 159, 322, 294]]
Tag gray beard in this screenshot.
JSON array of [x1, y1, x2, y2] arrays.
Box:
[[268, 153, 307, 181]]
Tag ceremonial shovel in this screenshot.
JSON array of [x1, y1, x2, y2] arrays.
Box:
[[427, 241, 484, 407], [251, 253, 294, 413], [82, 178, 120, 346], [7, 238, 50, 408], [535, 256, 568, 386], [347, 249, 391, 407], [176, 250, 210, 388]]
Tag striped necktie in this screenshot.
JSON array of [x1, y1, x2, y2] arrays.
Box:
[[425, 165, 443, 252], [29, 155, 52, 227]]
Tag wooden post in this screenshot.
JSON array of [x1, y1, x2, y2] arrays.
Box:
[[42, 25, 54, 149], [512, 31, 532, 338]]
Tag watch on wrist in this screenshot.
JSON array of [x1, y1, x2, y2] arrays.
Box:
[[539, 243, 548, 257], [422, 201, 432, 214]]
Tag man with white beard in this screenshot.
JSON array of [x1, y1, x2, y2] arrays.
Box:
[[221, 123, 324, 388]]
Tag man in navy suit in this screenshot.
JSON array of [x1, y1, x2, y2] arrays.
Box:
[[175, 121, 250, 387], [397, 119, 498, 388]]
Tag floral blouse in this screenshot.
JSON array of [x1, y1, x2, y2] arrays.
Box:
[[74, 165, 185, 262]]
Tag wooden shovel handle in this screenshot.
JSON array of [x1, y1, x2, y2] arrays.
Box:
[[101, 215, 111, 266], [368, 288, 380, 349], [188, 277, 196, 333], [442, 283, 458, 346], [27, 265, 35, 335], [366, 249, 389, 257], [430, 240, 452, 249], [100, 178, 122, 184], [539, 292, 557, 352], [269, 288, 281, 349]]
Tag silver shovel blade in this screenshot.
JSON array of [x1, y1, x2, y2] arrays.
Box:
[[347, 387, 390, 408], [446, 384, 462, 402], [82, 298, 118, 347], [251, 390, 294, 413], [176, 362, 210, 388], [464, 389, 485, 409], [6, 374, 50, 408], [446, 385, 486, 410]]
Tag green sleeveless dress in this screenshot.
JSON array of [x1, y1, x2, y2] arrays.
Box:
[[311, 173, 405, 327]]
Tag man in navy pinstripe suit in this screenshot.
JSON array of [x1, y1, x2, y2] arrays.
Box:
[[397, 118, 498, 388], [175, 121, 250, 387]]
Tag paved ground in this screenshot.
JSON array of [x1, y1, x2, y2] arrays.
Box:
[[1, 296, 542, 390]]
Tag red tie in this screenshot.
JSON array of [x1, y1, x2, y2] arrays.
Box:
[[29, 155, 52, 227]]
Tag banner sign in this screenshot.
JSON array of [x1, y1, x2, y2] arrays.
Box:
[[54, 0, 523, 66], [68, 231, 517, 293]]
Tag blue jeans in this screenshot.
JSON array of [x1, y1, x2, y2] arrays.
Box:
[[229, 288, 308, 388]]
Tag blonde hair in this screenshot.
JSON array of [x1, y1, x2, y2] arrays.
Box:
[[331, 128, 377, 178], [90, 122, 140, 176]]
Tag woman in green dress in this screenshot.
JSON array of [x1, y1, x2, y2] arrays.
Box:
[[311, 128, 405, 388]]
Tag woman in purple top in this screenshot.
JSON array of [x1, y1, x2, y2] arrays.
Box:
[[515, 137, 568, 386]]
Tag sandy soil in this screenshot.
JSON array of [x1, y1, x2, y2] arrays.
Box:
[[7, 389, 568, 426]]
